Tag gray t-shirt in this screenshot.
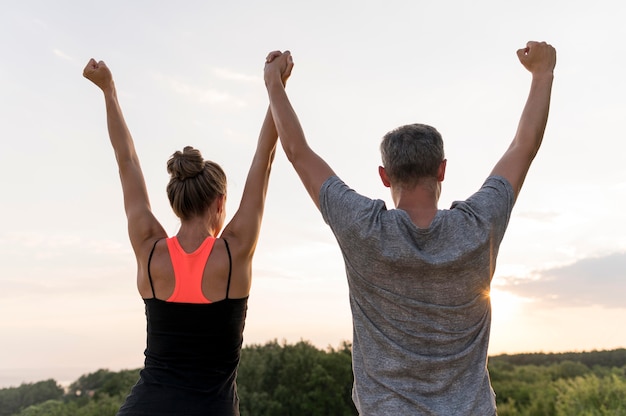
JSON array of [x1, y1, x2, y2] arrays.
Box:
[[320, 175, 514, 415]]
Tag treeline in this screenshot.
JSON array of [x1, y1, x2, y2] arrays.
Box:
[[491, 348, 626, 369], [489, 349, 626, 415], [237, 340, 355, 415], [0, 340, 356, 416], [1, 343, 625, 415]]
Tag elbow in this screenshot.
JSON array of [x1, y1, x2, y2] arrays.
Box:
[[280, 141, 301, 165], [510, 134, 543, 160]]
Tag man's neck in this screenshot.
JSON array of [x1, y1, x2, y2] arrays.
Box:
[[392, 184, 440, 229]]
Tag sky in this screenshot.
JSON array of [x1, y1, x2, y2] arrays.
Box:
[[1, 0, 625, 388]]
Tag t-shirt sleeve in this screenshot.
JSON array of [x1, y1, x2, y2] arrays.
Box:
[[451, 175, 516, 246], [319, 176, 386, 236]]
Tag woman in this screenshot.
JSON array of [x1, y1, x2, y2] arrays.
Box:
[[83, 53, 291, 415]]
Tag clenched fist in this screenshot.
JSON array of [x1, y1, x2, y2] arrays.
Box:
[[517, 41, 556, 76], [83, 58, 114, 92]]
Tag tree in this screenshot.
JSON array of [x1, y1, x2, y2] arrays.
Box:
[[237, 340, 357, 416], [66, 368, 139, 401], [0, 380, 63, 416], [555, 374, 626, 416]]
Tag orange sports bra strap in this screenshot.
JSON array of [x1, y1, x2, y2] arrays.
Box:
[[223, 239, 232, 299]]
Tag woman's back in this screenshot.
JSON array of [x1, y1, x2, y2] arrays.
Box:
[[118, 237, 248, 415], [139, 232, 243, 302]]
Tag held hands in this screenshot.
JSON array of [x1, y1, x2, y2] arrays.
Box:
[[83, 58, 114, 91], [264, 50, 294, 87], [517, 41, 556, 76]]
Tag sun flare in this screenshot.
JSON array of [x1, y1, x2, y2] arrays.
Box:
[[489, 288, 526, 321]]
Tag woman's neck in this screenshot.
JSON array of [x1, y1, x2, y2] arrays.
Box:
[[176, 217, 215, 251]]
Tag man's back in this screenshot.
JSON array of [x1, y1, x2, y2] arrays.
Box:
[[320, 175, 514, 415], [264, 41, 555, 414]]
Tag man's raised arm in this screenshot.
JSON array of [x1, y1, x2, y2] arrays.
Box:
[[264, 50, 335, 209], [491, 41, 556, 199]]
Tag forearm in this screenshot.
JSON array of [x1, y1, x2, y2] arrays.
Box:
[[101, 85, 151, 217], [266, 78, 310, 163], [265, 72, 335, 207], [490, 71, 554, 197], [254, 106, 279, 163], [512, 73, 554, 155], [102, 85, 139, 167], [244, 107, 278, 198], [223, 107, 278, 251]]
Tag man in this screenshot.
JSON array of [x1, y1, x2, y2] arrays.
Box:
[[264, 42, 556, 415]]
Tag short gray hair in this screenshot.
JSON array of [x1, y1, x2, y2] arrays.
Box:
[[380, 124, 445, 187]]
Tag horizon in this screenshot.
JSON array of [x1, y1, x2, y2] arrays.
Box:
[[3, 342, 626, 390], [2, 0, 625, 391]]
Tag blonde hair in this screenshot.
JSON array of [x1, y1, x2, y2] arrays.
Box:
[[166, 146, 227, 220]]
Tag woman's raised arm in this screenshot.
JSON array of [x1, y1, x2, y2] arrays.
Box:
[[83, 59, 166, 258]]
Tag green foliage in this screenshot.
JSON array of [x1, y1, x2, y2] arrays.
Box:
[[491, 348, 626, 368], [490, 355, 626, 416], [237, 340, 357, 416], [15, 395, 122, 416], [1, 369, 139, 416], [5, 346, 626, 415], [2, 341, 355, 415], [66, 368, 139, 401], [489, 361, 557, 415], [14, 400, 67, 416], [555, 374, 626, 415], [0, 380, 63, 416]]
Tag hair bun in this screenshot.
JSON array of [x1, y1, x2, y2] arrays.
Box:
[[167, 146, 205, 180]]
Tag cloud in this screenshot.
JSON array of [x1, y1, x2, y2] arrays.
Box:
[[0, 232, 134, 298], [213, 68, 259, 83], [515, 210, 560, 222], [500, 252, 626, 308], [153, 73, 247, 107], [0, 231, 128, 255], [53, 48, 75, 62]]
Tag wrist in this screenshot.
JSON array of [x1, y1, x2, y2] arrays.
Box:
[[101, 80, 116, 96], [531, 71, 554, 82], [264, 69, 283, 86]]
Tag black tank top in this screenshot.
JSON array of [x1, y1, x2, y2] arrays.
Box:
[[117, 239, 248, 416]]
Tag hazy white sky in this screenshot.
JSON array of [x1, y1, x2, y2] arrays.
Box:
[[1, 0, 625, 388]]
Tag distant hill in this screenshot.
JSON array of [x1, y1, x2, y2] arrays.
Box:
[[490, 348, 626, 368]]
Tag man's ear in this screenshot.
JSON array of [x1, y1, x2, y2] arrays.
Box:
[[437, 159, 447, 182], [379, 166, 391, 188]]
